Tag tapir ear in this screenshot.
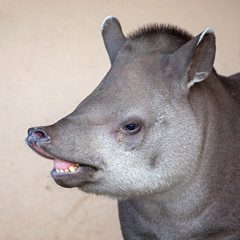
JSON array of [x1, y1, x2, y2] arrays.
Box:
[[101, 16, 126, 64], [168, 27, 216, 91]]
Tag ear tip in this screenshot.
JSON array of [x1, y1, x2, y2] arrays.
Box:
[[204, 27, 215, 35], [197, 27, 215, 46], [101, 16, 119, 32]]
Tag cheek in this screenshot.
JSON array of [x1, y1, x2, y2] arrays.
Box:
[[158, 119, 201, 170], [108, 124, 145, 151], [119, 132, 146, 151]]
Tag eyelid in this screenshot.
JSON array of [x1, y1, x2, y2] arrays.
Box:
[[122, 123, 141, 134], [117, 116, 144, 135]]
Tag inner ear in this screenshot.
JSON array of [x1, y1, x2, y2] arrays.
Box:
[[188, 29, 216, 88], [167, 27, 216, 92]]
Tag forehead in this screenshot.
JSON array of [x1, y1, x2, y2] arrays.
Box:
[[105, 50, 166, 97], [73, 25, 194, 120], [72, 57, 159, 121]]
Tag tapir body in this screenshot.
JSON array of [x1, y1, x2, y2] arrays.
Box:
[[26, 17, 240, 239]]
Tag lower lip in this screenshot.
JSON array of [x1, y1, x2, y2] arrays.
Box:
[[50, 165, 97, 188]]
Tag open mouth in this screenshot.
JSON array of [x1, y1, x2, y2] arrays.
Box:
[[54, 158, 80, 173], [51, 158, 98, 176], [26, 128, 99, 188], [26, 138, 98, 179]]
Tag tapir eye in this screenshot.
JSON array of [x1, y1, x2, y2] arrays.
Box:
[[123, 123, 140, 134]]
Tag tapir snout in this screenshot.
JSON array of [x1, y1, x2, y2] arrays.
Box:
[[26, 123, 100, 188], [27, 128, 50, 144], [26, 128, 52, 158]]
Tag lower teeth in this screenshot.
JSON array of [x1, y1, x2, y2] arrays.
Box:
[[56, 165, 79, 173]]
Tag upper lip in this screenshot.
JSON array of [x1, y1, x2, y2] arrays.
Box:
[[25, 138, 54, 159]]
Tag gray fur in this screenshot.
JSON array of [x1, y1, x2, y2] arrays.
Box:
[[102, 16, 126, 64], [26, 17, 240, 239]]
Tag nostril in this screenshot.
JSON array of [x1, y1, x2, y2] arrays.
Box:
[[31, 128, 51, 143], [33, 130, 46, 139], [26, 128, 51, 144]]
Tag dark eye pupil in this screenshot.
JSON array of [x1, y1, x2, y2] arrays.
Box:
[[125, 124, 138, 131]]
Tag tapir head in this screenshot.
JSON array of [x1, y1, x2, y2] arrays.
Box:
[[26, 17, 216, 199]]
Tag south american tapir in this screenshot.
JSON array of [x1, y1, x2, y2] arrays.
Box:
[[26, 16, 240, 239]]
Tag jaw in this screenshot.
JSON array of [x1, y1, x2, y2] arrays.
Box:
[[51, 166, 97, 188], [25, 139, 100, 188]]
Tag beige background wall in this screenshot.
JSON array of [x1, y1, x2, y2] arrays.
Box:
[[1, 0, 239, 239]]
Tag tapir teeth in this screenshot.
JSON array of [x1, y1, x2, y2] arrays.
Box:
[[55, 164, 79, 173], [69, 166, 77, 172]]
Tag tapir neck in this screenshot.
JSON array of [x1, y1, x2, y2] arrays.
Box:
[[118, 72, 240, 239]]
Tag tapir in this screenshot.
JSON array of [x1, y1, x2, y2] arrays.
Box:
[[26, 16, 240, 239]]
